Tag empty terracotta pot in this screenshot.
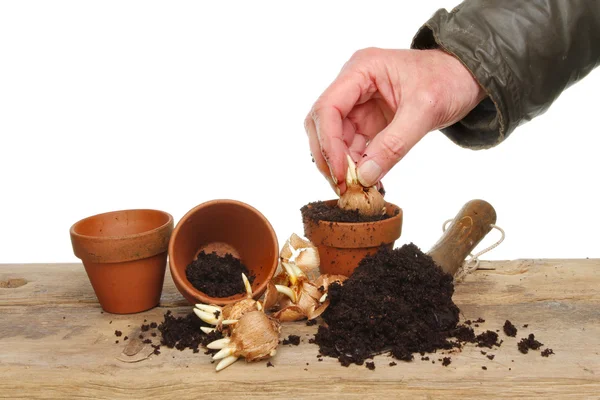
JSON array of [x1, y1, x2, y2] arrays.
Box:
[[303, 200, 403, 277], [70, 209, 173, 314], [169, 199, 279, 306]]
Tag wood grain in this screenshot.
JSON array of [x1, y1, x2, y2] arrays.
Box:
[[1, 260, 599, 399], [428, 199, 497, 275]]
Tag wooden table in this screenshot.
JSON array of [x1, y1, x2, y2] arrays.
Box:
[[1, 260, 599, 399]]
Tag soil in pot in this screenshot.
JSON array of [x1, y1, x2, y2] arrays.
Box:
[[185, 251, 255, 298], [301, 201, 395, 223]]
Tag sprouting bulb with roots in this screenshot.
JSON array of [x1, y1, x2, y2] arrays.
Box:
[[266, 236, 348, 322], [207, 310, 281, 372], [193, 273, 262, 334], [279, 233, 320, 279], [337, 154, 386, 217]]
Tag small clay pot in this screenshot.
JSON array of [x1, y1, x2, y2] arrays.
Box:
[[303, 200, 403, 277], [169, 199, 279, 306], [70, 209, 174, 314]]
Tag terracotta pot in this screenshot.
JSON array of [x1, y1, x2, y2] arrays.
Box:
[[303, 200, 403, 277], [169, 199, 279, 306], [70, 209, 174, 314]]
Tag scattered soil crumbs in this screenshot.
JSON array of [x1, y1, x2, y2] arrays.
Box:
[[150, 322, 157, 329], [389, 362, 397, 366], [186, 251, 255, 298], [452, 325, 476, 342], [541, 348, 555, 357], [158, 310, 222, 353], [314, 244, 460, 366], [366, 362, 376, 370], [267, 362, 274, 367], [482, 366, 487, 370], [503, 320, 517, 337], [476, 331, 501, 348], [486, 354, 495, 360], [301, 201, 395, 223], [518, 334, 543, 354], [114, 330, 122, 337], [442, 357, 451, 366], [283, 335, 301, 346]]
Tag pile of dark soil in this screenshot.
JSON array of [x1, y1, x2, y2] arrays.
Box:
[[158, 311, 222, 353], [186, 251, 255, 298], [301, 201, 394, 223], [314, 244, 461, 366], [310, 243, 555, 369]]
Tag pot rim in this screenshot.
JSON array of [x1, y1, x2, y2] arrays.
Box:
[[168, 199, 279, 305], [70, 209, 174, 242], [308, 200, 402, 226]]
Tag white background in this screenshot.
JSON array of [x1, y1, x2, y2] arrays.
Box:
[[1, 1, 599, 264]]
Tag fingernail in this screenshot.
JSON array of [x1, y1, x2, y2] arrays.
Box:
[[357, 160, 382, 187], [329, 170, 338, 185]]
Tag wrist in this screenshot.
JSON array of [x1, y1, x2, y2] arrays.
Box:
[[434, 48, 486, 104]]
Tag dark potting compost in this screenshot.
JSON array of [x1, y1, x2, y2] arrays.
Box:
[[503, 320, 518, 337], [314, 244, 461, 366], [158, 311, 222, 353], [282, 335, 301, 346], [541, 348, 555, 357], [475, 331, 501, 348], [310, 243, 548, 367], [518, 333, 544, 354], [186, 251, 255, 298], [301, 201, 394, 223]]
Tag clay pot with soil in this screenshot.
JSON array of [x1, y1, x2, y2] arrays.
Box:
[[70, 209, 174, 314], [300, 155, 402, 276], [169, 199, 279, 306], [302, 199, 403, 276]]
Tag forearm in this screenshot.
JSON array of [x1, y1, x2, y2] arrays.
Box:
[[412, 0, 600, 149]]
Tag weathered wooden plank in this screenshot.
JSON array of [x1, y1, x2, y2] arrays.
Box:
[[1, 260, 599, 399], [0, 302, 598, 399], [455, 259, 600, 305], [1, 259, 599, 308], [0, 263, 188, 307]]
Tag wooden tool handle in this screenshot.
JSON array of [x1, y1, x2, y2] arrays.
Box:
[[427, 199, 497, 277]]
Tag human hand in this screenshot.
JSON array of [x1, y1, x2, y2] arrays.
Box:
[[305, 48, 485, 195]]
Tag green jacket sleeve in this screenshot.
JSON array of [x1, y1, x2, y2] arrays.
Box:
[[411, 0, 600, 149]]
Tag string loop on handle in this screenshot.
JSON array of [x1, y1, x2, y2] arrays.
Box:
[[442, 219, 505, 282]]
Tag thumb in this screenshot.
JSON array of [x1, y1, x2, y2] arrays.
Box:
[[356, 110, 430, 187]]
